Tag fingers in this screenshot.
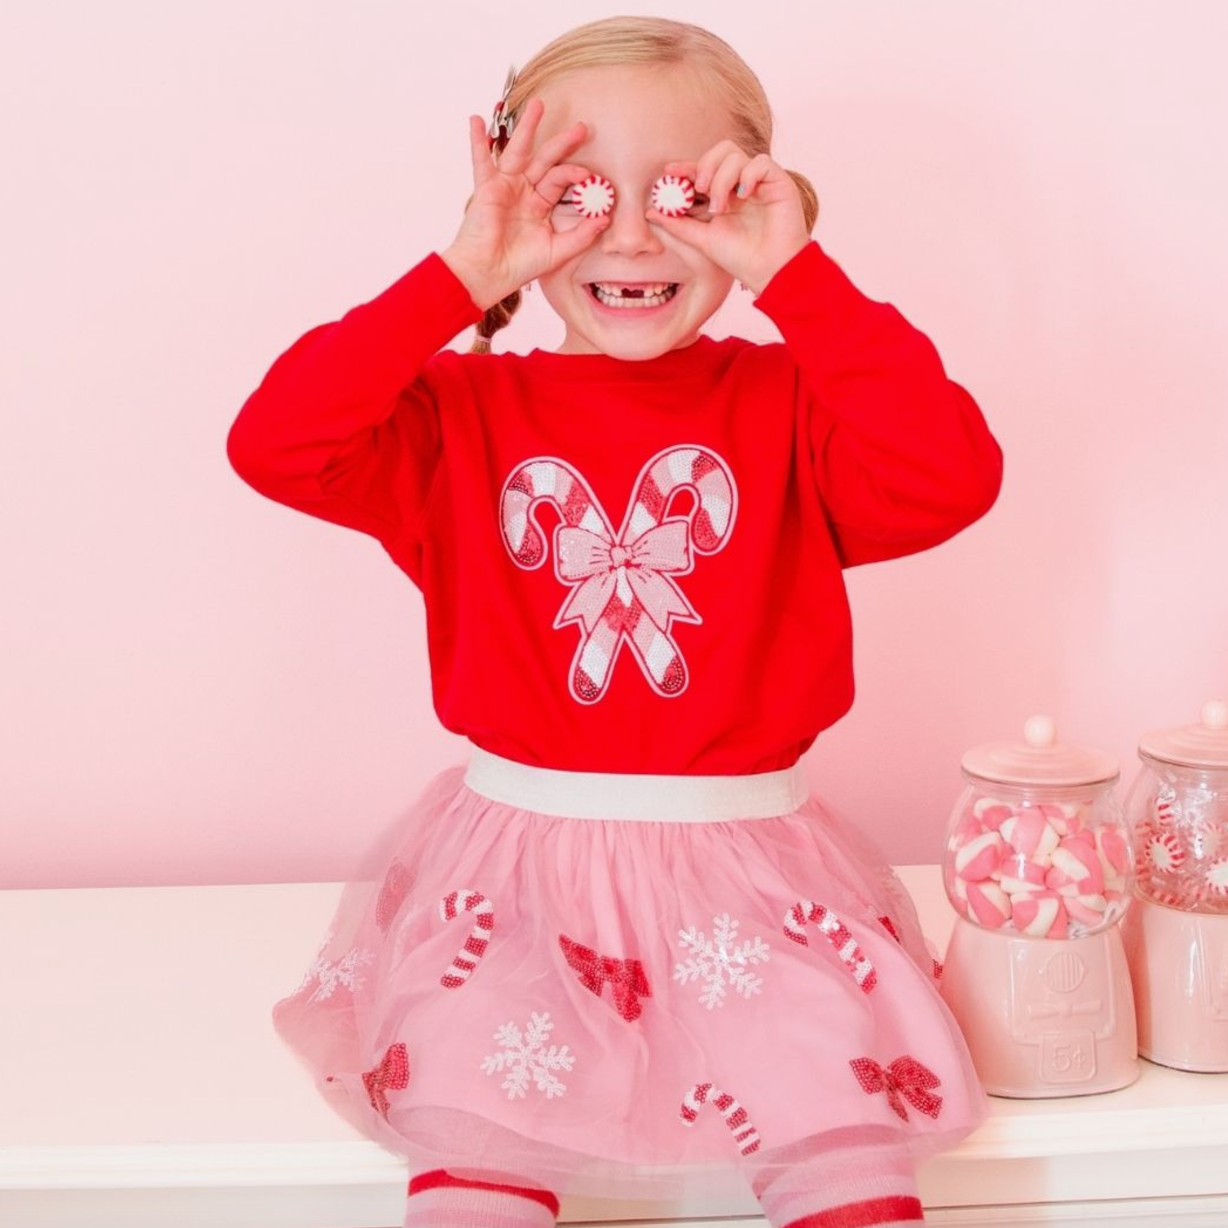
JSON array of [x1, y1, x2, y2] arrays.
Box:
[[708, 149, 754, 214], [523, 119, 590, 184], [551, 213, 612, 265], [533, 162, 594, 209], [738, 153, 776, 200], [645, 207, 713, 257], [494, 96, 544, 175], [467, 114, 496, 186]]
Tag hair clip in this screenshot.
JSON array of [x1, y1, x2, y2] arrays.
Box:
[[566, 174, 616, 217], [487, 63, 518, 153], [651, 175, 695, 217]]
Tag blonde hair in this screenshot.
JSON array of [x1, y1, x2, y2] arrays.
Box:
[[470, 16, 819, 354]]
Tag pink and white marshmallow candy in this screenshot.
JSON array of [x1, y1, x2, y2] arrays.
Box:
[[1000, 810, 1060, 861], [1049, 838, 1106, 896], [965, 880, 1012, 929], [953, 830, 1004, 882], [973, 797, 1013, 831], [1011, 890, 1069, 938], [949, 790, 1131, 937]]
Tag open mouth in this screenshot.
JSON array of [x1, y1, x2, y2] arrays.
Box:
[[588, 282, 679, 309]]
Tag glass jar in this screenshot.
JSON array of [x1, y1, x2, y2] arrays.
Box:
[[943, 715, 1133, 939], [1126, 700, 1228, 913]]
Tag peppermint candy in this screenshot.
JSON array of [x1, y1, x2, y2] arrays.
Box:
[[1204, 858, 1228, 900], [567, 174, 615, 217], [1145, 830, 1185, 873], [651, 174, 696, 217]]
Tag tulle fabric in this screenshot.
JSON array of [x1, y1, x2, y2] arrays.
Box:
[[272, 760, 988, 1203]]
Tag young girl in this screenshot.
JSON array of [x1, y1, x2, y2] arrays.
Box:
[[228, 16, 1002, 1228]]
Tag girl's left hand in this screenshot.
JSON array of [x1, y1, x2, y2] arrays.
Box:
[[647, 142, 812, 296]]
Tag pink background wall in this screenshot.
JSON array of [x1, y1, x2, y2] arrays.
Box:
[[3, 1, 1225, 889]]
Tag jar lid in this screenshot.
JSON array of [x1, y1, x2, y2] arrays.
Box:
[[961, 715, 1119, 787], [1138, 699, 1228, 769]]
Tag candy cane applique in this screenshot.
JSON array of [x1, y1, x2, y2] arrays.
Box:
[[499, 447, 737, 703], [783, 901, 877, 993], [438, 888, 495, 988], [679, 1081, 761, 1154]]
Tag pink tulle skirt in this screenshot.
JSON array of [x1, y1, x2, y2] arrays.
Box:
[[272, 749, 988, 1203]]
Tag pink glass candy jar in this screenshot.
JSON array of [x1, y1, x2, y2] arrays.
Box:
[[1122, 700, 1228, 1071], [939, 716, 1139, 1097]]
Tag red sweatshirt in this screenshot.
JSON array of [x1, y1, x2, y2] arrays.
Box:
[[228, 241, 1002, 774]]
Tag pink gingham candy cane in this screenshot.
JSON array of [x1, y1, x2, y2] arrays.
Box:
[[783, 901, 877, 992], [680, 1081, 761, 1154], [499, 448, 737, 703], [437, 888, 494, 988]]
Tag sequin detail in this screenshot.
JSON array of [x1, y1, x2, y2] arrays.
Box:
[[499, 448, 737, 703]]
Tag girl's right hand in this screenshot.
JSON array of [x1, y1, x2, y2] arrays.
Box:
[[440, 98, 610, 311]]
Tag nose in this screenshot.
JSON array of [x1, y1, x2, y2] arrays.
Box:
[[599, 188, 664, 256]]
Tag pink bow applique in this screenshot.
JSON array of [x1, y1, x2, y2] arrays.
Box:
[[362, 1042, 410, 1118], [559, 934, 652, 1022], [849, 1054, 943, 1121], [555, 520, 696, 634]]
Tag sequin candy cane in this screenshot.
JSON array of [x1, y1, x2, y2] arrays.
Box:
[[438, 888, 495, 988], [680, 1082, 761, 1154], [783, 901, 877, 992], [499, 448, 737, 703]]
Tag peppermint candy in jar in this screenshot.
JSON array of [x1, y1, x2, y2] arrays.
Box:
[[1128, 700, 1228, 915], [943, 716, 1131, 939]]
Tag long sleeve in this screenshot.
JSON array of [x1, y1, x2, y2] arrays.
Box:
[[226, 252, 484, 556], [752, 241, 1003, 567]]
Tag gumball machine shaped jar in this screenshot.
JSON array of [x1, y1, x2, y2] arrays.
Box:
[[939, 716, 1139, 1097], [1122, 699, 1228, 1071]]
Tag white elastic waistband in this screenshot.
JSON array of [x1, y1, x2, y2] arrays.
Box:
[[462, 746, 809, 822]]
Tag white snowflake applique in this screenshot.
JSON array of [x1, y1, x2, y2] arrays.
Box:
[[295, 930, 376, 1003], [481, 1010, 575, 1100], [674, 912, 771, 1009]]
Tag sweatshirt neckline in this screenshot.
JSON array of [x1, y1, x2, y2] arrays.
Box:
[[524, 334, 719, 382]]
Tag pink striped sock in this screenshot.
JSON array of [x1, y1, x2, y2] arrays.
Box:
[[752, 1140, 925, 1228], [403, 1169, 559, 1228]]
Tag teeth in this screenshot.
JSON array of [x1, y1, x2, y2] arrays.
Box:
[[591, 282, 678, 308], [594, 282, 671, 295]]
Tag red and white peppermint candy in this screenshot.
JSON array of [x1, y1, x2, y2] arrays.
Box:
[[651, 174, 695, 217], [679, 1081, 760, 1154], [438, 888, 494, 988], [783, 901, 877, 992], [1140, 881, 1186, 909], [1145, 830, 1185, 874], [1154, 787, 1179, 825], [567, 174, 615, 217], [1204, 858, 1228, 899]]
